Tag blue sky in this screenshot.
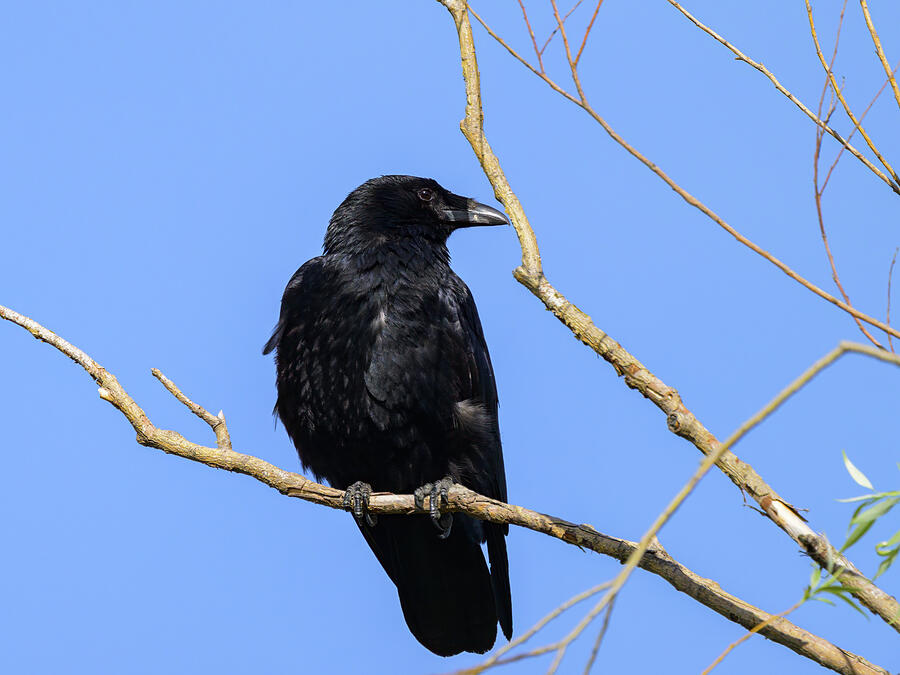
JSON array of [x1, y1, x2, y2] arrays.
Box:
[[2, 1, 899, 673]]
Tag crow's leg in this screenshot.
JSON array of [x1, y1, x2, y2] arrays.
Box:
[[414, 476, 454, 539], [343, 481, 377, 527]]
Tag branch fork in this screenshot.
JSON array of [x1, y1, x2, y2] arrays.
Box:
[[1, 300, 891, 674]]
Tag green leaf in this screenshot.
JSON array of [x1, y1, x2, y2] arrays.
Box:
[[843, 520, 876, 551], [809, 567, 822, 589], [874, 548, 898, 580], [838, 493, 883, 503], [843, 450, 874, 489], [851, 497, 900, 527], [817, 587, 869, 617], [817, 570, 846, 590], [848, 499, 878, 531], [876, 529, 900, 554]]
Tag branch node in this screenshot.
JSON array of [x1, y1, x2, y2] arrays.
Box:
[[512, 265, 541, 288], [151, 368, 233, 450], [666, 412, 684, 433], [2, 300, 895, 674], [135, 429, 154, 447], [285, 485, 307, 498]]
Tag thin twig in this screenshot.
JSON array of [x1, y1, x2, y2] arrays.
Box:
[[2, 296, 893, 675], [467, 4, 900, 343], [859, 0, 900, 112], [443, 0, 900, 636], [516, 0, 544, 72], [484, 644, 556, 670], [539, 0, 583, 57], [806, 0, 900, 186], [811, 3, 884, 349], [810, 64, 897, 345], [574, 0, 604, 66], [826, 0, 848, 68], [469, 6, 562, 88], [453, 587, 614, 675], [151, 368, 232, 450], [581, 599, 614, 674], [545, 591, 612, 674], [732, 343, 900, 439], [822, 62, 898, 193], [550, 0, 587, 103], [559, 341, 878, 675], [666, 0, 900, 195], [889, 248, 899, 353], [811, 186, 879, 346], [452, 583, 611, 675], [701, 600, 805, 675]]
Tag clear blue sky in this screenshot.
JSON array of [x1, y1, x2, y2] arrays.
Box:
[[2, 2, 898, 673]]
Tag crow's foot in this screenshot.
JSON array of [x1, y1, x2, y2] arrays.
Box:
[[414, 476, 454, 539], [343, 481, 377, 527]]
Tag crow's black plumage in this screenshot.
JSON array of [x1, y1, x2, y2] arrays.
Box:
[[264, 175, 512, 656]]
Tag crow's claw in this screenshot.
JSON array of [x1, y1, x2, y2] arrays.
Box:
[[343, 481, 377, 527], [414, 476, 454, 539]]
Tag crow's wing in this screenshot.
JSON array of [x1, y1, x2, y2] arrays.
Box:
[[449, 277, 512, 641], [262, 257, 326, 356], [443, 278, 507, 504]]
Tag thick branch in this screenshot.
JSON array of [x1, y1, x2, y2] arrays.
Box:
[[635, 546, 888, 675], [0, 302, 891, 675], [437, 0, 900, 634]]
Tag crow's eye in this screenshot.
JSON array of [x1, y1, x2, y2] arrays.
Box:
[[417, 188, 434, 202]]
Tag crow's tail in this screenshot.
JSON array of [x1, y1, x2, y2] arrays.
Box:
[[486, 521, 513, 642], [360, 513, 506, 656]]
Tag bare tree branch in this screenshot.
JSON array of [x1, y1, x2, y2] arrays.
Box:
[[456, 583, 611, 674], [574, 0, 603, 67], [151, 368, 232, 451], [667, 0, 900, 194], [466, 4, 900, 344], [822, 60, 899, 195], [805, 0, 900, 187], [701, 600, 805, 675], [889, 247, 899, 353], [539, 0, 582, 59], [451, 591, 616, 674], [5, 4, 899, 667], [549, 0, 586, 103], [452, 535, 891, 675], [531, 589, 610, 674], [812, 1, 885, 349], [515, 0, 543, 73], [581, 599, 614, 675], [0, 301, 892, 675], [438, 0, 900, 633], [859, 0, 900, 112]]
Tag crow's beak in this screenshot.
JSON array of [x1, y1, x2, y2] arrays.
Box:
[[441, 199, 509, 227]]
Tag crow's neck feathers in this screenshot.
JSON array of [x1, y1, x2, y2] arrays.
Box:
[[323, 208, 452, 276]]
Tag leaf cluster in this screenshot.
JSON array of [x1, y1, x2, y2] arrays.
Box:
[[839, 451, 900, 580]]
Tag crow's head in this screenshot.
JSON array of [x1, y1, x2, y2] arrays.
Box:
[[324, 175, 507, 254]]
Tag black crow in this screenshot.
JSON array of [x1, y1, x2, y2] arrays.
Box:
[[263, 175, 513, 656]]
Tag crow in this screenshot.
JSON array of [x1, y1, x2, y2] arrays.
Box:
[[263, 175, 513, 656]]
